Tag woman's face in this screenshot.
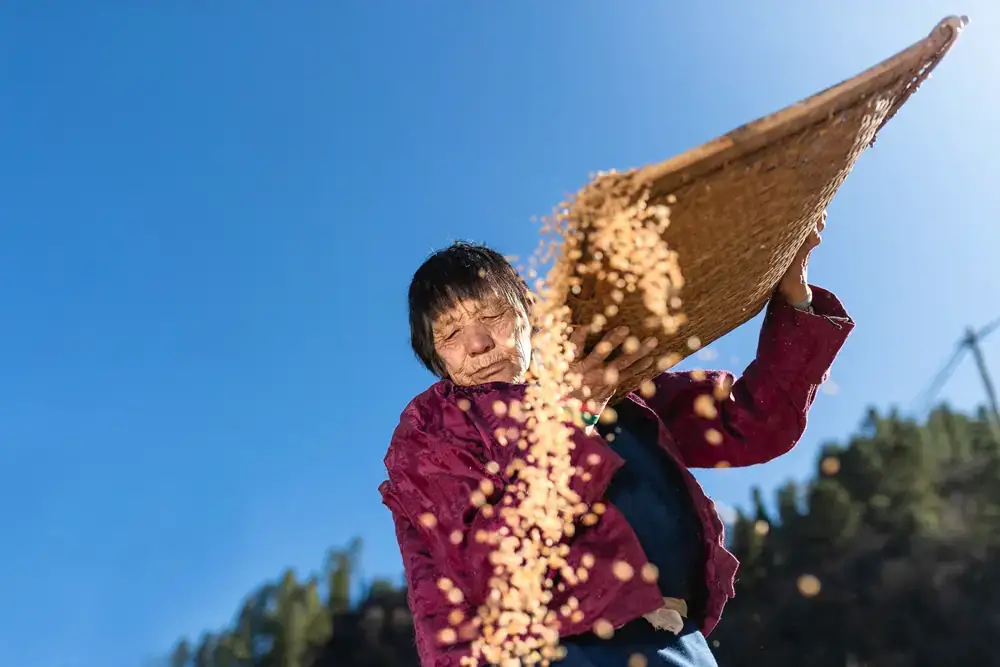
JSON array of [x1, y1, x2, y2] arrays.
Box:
[[431, 294, 532, 386]]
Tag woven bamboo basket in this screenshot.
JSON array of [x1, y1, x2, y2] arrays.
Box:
[[561, 16, 967, 398]]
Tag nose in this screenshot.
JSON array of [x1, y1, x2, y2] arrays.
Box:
[[464, 323, 496, 356]]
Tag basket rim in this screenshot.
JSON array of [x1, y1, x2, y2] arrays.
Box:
[[637, 15, 967, 195]]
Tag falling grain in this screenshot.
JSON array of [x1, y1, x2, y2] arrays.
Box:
[[639, 379, 657, 398], [593, 619, 615, 640], [797, 574, 822, 597], [821, 456, 841, 476], [628, 654, 649, 667], [456, 171, 686, 666], [693, 394, 718, 419], [612, 560, 635, 582]]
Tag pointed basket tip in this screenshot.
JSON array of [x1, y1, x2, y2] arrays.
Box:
[[938, 15, 969, 34]]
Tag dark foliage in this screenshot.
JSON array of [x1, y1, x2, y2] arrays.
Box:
[[165, 406, 1000, 667]]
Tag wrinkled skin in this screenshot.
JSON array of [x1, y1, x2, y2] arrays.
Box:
[[431, 295, 532, 386]]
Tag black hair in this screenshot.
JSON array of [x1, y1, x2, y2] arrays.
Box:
[[408, 241, 532, 378]]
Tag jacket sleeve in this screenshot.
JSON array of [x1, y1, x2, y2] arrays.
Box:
[[645, 286, 854, 469], [381, 396, 623, 665]]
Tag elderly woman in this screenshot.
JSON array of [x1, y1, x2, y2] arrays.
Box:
[[380, 218, 852, 667]]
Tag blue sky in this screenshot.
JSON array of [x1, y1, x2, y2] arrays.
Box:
[[1, 2, 998, 666]]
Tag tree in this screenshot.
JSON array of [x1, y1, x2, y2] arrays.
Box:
[[169, 640, 191, 667], [166, 541, 395, 667], [164, 405, 1000, 667], [716, 406, 1000, 666]]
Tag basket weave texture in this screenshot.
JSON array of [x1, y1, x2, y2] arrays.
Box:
[[562, 16, 966, 398]]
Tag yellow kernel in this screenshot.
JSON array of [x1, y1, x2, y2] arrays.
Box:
[[797, 574, 822, 597], [693, 394, 718, 419], [612, 560, 634, 581], [657, 353, 681, 371], [593, 619, 615, 640], [713, 376, 734, 400], [821, 456, 841, 475], [629, 654, 649, 667]]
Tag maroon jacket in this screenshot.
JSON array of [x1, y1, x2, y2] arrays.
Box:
[[380, 288, 853, 666]]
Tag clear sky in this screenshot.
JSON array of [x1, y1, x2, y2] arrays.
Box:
[[2, 2, 998, 666]]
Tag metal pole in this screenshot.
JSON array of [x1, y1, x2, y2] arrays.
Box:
[[965, 327, 1000, 428]]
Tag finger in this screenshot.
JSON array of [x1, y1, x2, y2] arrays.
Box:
[[600, 350, 657, 389], [590, 326, 630, 362], [567, 324, 589, 359], [614, 355, 657, 386], [796, 230, 820, 262], [611, 336, 659, 372]]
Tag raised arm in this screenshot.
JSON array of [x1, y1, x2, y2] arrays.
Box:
[[645, 287, 853, 469]]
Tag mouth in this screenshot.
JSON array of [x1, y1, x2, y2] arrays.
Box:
[[476, 360, 510, 381]]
